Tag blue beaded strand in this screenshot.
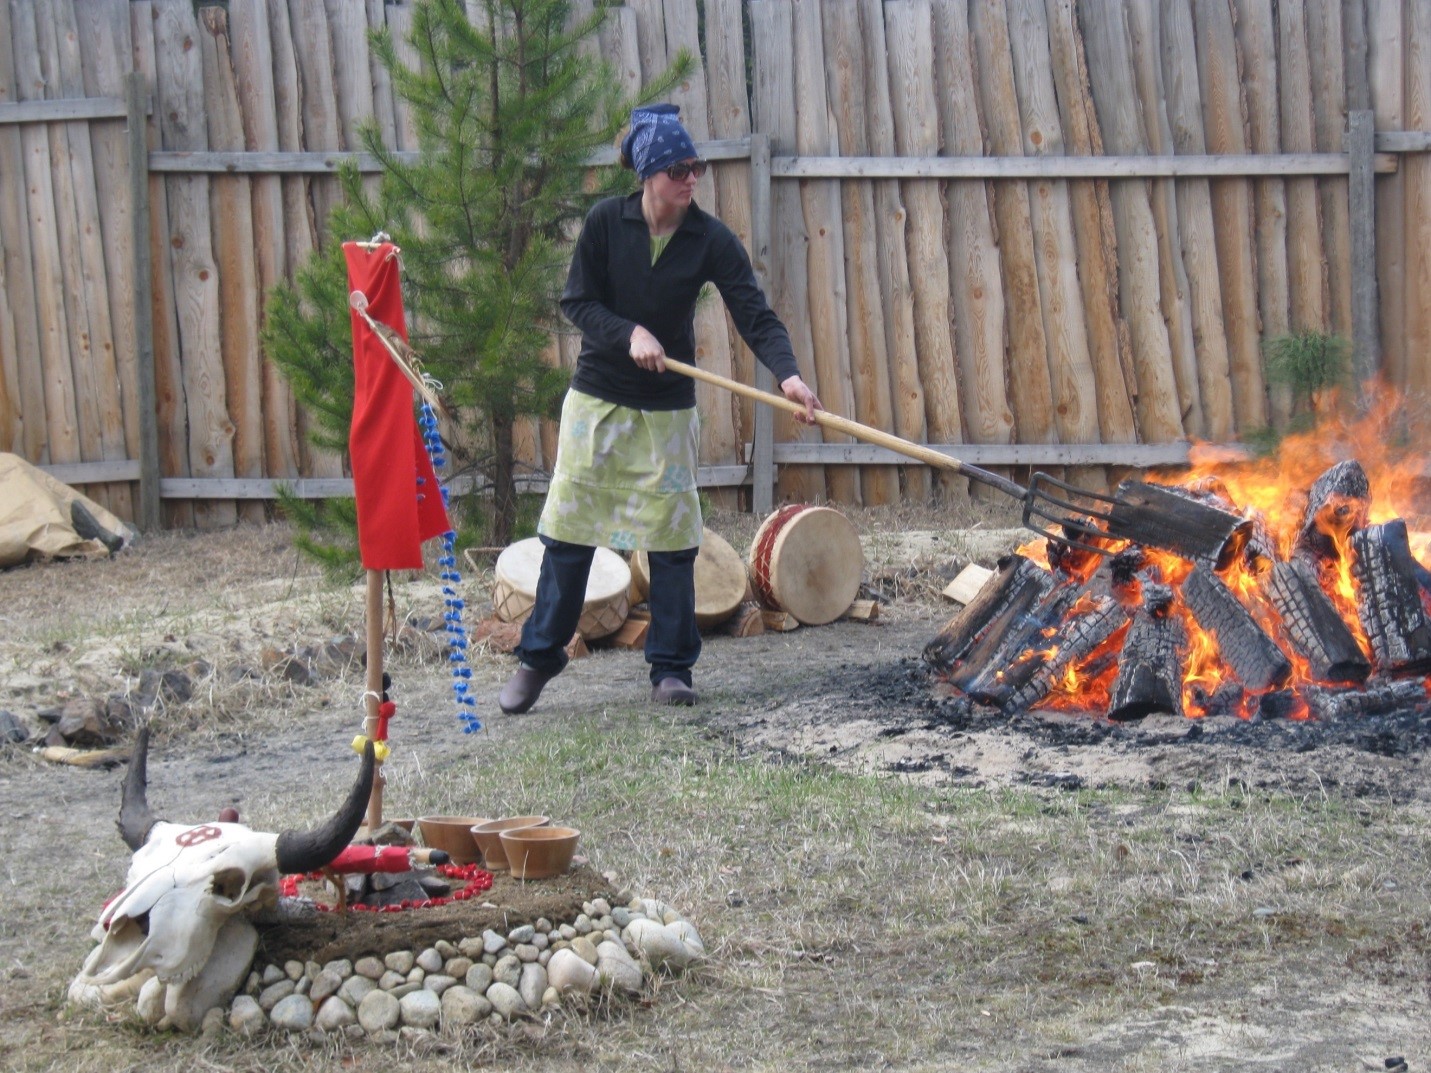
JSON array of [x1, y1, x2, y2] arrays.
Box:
[[420, 400, 481, 733]]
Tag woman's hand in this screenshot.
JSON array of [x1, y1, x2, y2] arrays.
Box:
[[780, 375, 823, 425], [630, 325, 666, 373]]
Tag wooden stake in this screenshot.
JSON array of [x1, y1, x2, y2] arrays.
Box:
[[363, 568, 385, 832]]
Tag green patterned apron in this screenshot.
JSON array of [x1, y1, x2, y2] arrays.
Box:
[[537, 389, 703, 552]]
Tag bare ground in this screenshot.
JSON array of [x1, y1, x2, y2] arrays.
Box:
[[0, 512, 1428, 1072]]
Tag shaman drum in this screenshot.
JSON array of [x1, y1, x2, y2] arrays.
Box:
[[630, 528, 749, 629], [491, 538, 631, 640], [748, 505, 863, 626]]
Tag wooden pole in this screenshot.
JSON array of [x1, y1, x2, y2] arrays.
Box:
[[748, 131, 776, 516], [363, 569, 385, 832], [1347, 109, 1380, 404], [127, 73, 161, 533]]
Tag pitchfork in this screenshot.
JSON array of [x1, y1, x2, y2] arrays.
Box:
[[661, 359, 1251, 567]]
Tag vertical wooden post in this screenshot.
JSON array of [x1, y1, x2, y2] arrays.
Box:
[[1347, 109, 1380, 406], [126, 72, 161, 533], [363, 569, 386, 832], [748, 132, 775, 516]]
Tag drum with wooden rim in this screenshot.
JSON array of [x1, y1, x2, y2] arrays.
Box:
[[630, 528, 749, 629], [748, 505, 864, 626], [491, 538, 631, 640]]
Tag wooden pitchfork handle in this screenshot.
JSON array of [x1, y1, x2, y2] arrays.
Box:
[[660, 358, 1027, 501]]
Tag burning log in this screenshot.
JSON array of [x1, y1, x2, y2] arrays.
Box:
[[1265, 558, 1371, 683], [1302, 679, 1427, 720], [1294, 459, 1370, 565], [952, 582, 1089, 696], [1103, 480, 1253, 569], [923, 555, 1056, 673], [1000, 596, 1130, 713], [1181, 565, 1292, 691], [1351, 519, 1431, 673], [1108, 583, 1186, 721]]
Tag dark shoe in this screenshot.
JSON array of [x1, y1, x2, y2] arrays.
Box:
[[651, 677, 697, 706], [499, 664, 558, 714]]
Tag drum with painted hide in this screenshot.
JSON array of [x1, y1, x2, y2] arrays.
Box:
[[629, 528, 749, 629], [491, 538, 631, 640], [748, 505, 864, 626]]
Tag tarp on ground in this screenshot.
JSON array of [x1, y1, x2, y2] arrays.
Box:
[[0, 454, 135, 568]]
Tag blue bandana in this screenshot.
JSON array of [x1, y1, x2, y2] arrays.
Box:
[[621, 104, 697, 180]]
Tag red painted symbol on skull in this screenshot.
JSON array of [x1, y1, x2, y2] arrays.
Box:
[[175, 825, 222, 847]]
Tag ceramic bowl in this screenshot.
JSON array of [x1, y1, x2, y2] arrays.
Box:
[[471, 815, 550, 871], [417, 815, 490, 865], [500, 825, 580, 880]]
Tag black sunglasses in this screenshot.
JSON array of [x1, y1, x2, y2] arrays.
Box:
[[663, 159, 709, 181]]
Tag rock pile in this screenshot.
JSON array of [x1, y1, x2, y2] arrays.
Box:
[[212, 895, 705, 1040]]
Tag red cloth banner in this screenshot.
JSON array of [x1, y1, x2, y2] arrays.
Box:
[[344, 242, 450, 569]]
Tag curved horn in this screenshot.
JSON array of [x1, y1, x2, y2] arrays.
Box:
[[117, 725, 158, 850], [275, 742, 375, 875]]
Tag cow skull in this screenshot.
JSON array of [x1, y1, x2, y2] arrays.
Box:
[[70, 727, 374, 1030]]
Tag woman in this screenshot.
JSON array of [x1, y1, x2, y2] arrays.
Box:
[[499, 103, 821, 713]]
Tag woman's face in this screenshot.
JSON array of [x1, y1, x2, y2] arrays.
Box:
[[648, 157, 704, 206]]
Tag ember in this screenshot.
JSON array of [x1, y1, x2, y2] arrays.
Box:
[[926, 393, 1431, 723]]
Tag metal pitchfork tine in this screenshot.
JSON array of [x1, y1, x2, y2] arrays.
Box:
[[660, 358, 1252, 567]]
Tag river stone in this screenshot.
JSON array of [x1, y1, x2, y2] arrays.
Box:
[[261, 964, 286, 986], [258, 979, 296, 1011], [200, 1006, 226, 1039], [492, 954, 522, 989], [546, 949, 600, 995], [508, 924, 536, 945], [229, 995, 267, 1037], [595, 940, 643, 994], [324, 958, 354, 979], [482, 929, 507, 954], [315, 996, 356, 1032], [136, 977, 166, 1025], [406, 967, 426, 984], [515, 943, 538, 963], [541, 986, 559, 1007], [339, 975, 376, 1006], [435, 940, 458, 959], [624, 918, 697, 971], [424, 974, 457, 996], [612, 907, 634, 928], [416, 947, 444, 974], [440, 985, 490, 1027], [485, 981, 526, 1019], [385, 950, 416, 975], [379, 970, 406, 990], [570, 936, 599, 965], [536, 917, 553, 933], [574, 913, 593, 933], [270, 993, 315, 1032], [458, 937, 485, 958], [669, 919, 705, 955], [284, 960, 304, 981], [355, 956, 385, 980], [538, 949, 552, 967], [559, 924, 577, 940], [399, 988, 441, 1029], [357, 989, 401, 1033], [309, 969, 342, 1004], [590, 897, 612, 917], [518, 964, 547, 1010], [445, 956, 473, 978], [464, 963, 493, 993], [390, 982, 421, 999]]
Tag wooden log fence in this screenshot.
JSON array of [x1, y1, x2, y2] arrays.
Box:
[[2, 0, 1429, 531]]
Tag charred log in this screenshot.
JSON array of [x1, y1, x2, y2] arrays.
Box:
[[923, 555, 1055, 673], [1104, 480, 1253, 569], [1351, 519, 1431, 673], [1002, 597, 1131, 712], [1266, 558, 1371, 683], [1303, 679, 1428, 720], [1181, 565, 1292, 691], [1108, 583, 1186, 721], [954, 582, 1087, 696], [1189, 680, 1245, 719], [1294, 459, 1370, 565]]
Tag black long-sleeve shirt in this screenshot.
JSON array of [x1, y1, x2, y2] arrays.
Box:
[[560, 192, 801, 410]]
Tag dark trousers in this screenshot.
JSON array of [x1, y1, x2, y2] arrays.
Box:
[[514, 535, 702, 686]]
